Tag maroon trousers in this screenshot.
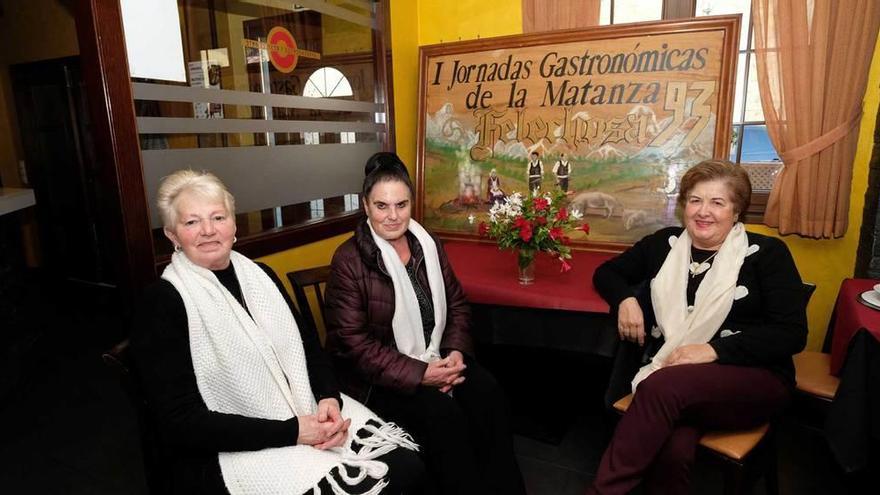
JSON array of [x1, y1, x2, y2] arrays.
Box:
[[588, 363, 790, 495]]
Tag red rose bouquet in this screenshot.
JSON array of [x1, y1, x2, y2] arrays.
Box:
[[479, 189, 590, 276]]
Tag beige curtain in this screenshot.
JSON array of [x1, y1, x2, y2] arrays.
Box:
[[522, 0, 600, 33], [753, 0, 880, 238]]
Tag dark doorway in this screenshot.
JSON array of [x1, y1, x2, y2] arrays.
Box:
[[10, 56, 115, 288]]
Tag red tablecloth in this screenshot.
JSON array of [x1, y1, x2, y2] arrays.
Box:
[[443, 241, 614, 313], [829, 278, 880, 375]]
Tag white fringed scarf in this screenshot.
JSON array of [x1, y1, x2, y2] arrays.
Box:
[[632, 223, 748, 390], [367, 219, 447, 363], [162, 251, 417, 495]]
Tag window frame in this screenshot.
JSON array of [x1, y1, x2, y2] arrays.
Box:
[[605, 0, 776, 222]]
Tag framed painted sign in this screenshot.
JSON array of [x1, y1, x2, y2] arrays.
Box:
[[416, 15, 740, 249]]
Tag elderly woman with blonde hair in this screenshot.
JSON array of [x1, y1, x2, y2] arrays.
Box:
[[130, 170, 422, 495]]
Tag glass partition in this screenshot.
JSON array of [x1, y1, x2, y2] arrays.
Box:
[[129, 0, 390, 257]]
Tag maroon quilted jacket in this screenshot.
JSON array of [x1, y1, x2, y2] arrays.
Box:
[[324, 220, 474, 402]]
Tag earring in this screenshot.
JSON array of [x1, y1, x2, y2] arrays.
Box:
[[233, 236, 238, 244], [174, 245, 182, 253]]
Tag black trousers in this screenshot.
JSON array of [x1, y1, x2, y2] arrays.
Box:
[[528, 177, 541, 192], [557, 177, 569, 192], [588, 363, 789, 495], [367, 358, 525, 495]]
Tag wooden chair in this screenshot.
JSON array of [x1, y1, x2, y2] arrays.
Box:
[[609, 283, 818, 494], [790, 282, 839, 424], [790, 349, 839, 433], [102, 340, 169, 494], [793, 351, 839, 403], [612, 394, 777, 495], [286, 265, 332, 335]]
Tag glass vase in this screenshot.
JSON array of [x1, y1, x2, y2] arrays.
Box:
[[517, 249, 536, 285]]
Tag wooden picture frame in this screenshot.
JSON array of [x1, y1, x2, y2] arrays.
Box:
[[416, 15, 740, 250]]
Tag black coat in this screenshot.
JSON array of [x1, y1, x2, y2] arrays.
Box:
[[130, 262, 340, 494], [324, 220, 474, 402], [594, 226, 808, 403]]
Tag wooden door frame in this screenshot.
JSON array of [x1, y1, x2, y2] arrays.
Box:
[[72, 0, 156, 308]]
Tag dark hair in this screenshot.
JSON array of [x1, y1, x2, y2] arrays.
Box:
[[677, 159, 752, 215], [362, 152, 415, 199]]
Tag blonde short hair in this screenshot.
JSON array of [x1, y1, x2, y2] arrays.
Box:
[[156, 170, 236, 228]]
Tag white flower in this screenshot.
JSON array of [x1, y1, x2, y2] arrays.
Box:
[[570, 209, 583, 220], [467, 214, 475, 225], [508, 192, 523, 207], [543, 193, 552, 205]]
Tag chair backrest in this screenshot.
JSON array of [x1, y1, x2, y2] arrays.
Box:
[[793, 282, 840, 402], [102, 340, 142, 406], [286, 265, 332, 334], [102, 340, 169, 494], [803, 282, 816, 307]]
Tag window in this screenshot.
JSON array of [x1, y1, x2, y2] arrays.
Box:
[[304, 67, 354, 98], [600, 0, 780, 218], [309, 199, 325, 220], [303, 67, 357, 145], [128, 0, 390, 261], [600, 0, 663, 24], [696, 1, 780, 171], [695, 0, 780, 221]]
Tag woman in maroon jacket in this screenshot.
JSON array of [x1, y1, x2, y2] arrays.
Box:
[[324, 152, 525, 495]]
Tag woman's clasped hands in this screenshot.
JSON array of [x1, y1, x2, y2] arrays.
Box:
[[422, 350, 467, 393], [297, 398, 352, 450]]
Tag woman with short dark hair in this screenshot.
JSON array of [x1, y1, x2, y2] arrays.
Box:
[[588, 159, 807, 494]]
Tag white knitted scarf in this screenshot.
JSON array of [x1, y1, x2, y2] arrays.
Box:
[[632, 223, 748, 390], [367, 219, 447, 363], [162, 251, 417, 495]]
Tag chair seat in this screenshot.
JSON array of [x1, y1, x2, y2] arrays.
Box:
[[612, 393, 768, 461], [700, 424, 769, 460], [612, 393, 633, 413], [793, 351, 839, 400]]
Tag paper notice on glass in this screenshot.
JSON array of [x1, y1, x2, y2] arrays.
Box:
[[188, 61, 224, 119], [120, 0, 186, 82]]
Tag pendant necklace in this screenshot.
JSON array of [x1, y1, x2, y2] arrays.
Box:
[[688, 250, 718, 278]]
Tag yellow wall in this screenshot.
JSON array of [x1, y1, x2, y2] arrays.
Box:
[[263, 0, 880, 351], [256, 233, 353, 336], [389, 0, 420, 175], [417, 1, 522, 46], [391, 0, 522, 174]]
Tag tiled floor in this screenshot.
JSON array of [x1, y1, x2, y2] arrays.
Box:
[[0, 274, 870, 494]]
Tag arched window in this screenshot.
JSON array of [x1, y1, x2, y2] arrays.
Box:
[[303, 67, 356, 145], [304, 67, 353, 98]]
